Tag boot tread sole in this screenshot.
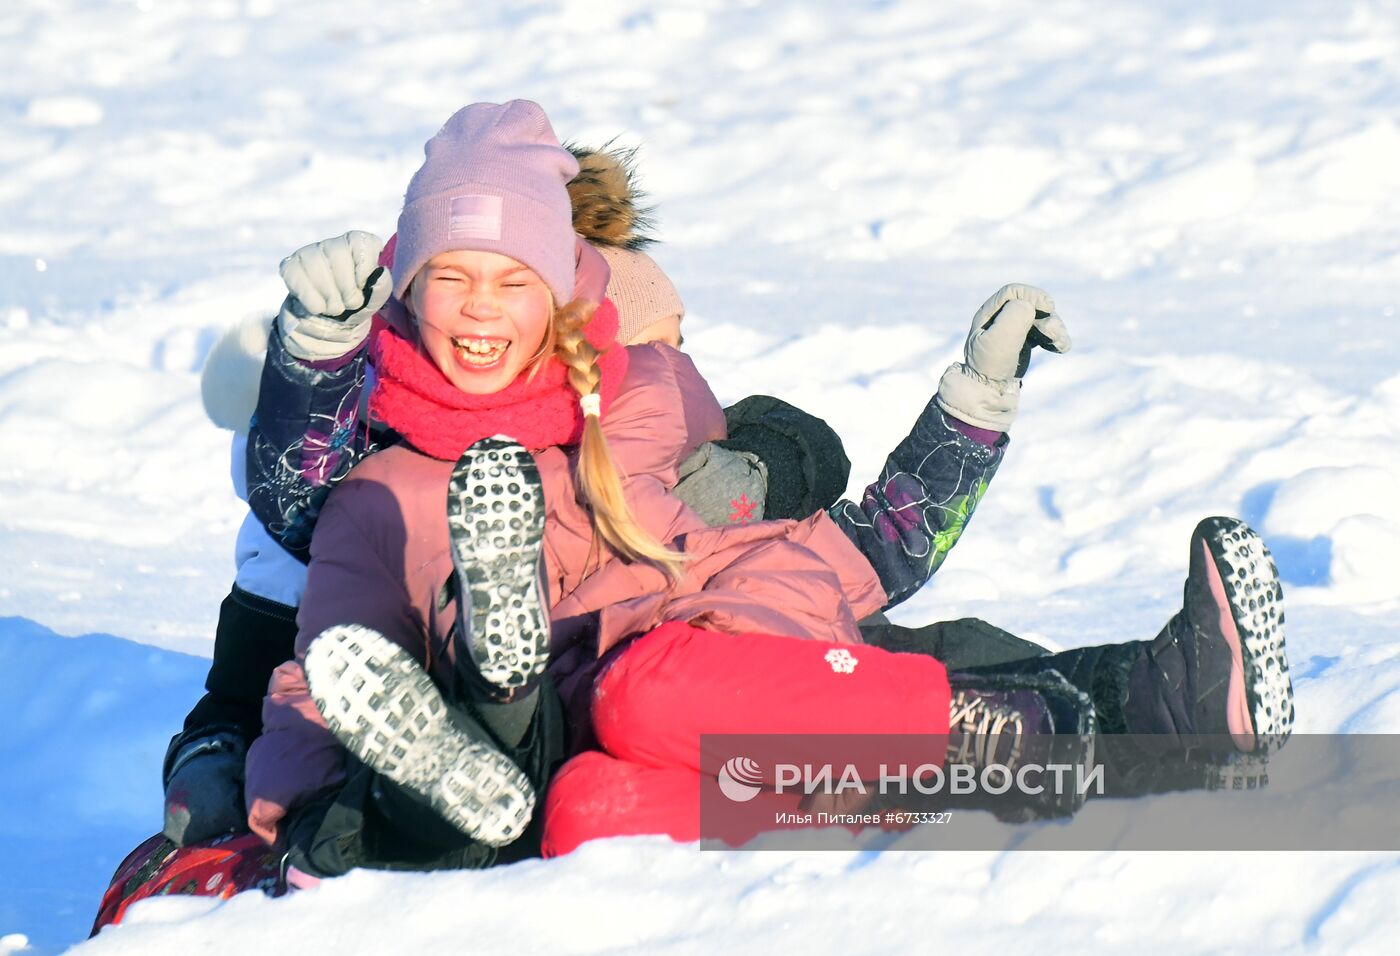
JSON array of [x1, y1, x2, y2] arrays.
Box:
[[304, 624, 536, 846], [446, 437, 550, 693], [1199, 517, 1295, 754]]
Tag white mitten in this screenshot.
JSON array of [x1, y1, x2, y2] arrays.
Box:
[[277, 230, 392, 362], [935, 283, 1071, 431]]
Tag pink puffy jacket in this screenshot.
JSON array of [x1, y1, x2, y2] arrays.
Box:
[[244, 343, 887, 844]]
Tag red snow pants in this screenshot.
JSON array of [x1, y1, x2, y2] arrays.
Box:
[[541, 621, 950, 856]]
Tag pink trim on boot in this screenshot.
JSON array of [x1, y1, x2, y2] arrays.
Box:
[[1200, 539, 1256, 752]]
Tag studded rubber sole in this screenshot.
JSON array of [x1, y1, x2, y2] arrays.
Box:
[[1197, 517, 1294, 754], [304, 624, 536, 846], [446, 436, 550, 696]]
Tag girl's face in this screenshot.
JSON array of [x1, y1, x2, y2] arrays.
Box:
[[409, 250, 553, 395]]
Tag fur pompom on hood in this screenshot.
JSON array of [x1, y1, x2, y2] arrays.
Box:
[[566, 143, 656, 250]]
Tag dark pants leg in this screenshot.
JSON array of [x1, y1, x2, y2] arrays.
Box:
[[859, 615, 1052, 670], [962, 641, 1144, 732], [285, 674, 570, 876], [861, 614, 1136, 729], [164, 586, 298, 784]]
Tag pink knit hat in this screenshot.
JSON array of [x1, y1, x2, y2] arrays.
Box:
[[392, 100, 580, 305], [598, 245, 686, 344]]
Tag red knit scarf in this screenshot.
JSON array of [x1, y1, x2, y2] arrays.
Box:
[[368, 299, 629, 461]]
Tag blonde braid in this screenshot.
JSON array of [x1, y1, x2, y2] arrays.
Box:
[[553, 298, 687, 581]]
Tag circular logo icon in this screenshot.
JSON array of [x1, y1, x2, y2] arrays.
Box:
[[717, 755, 764, 802]]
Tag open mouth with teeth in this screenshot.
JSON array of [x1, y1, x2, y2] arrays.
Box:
[[451, 336, 511, 368]]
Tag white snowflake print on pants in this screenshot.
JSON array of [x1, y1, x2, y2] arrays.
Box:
[[824, 648, 859, 675]]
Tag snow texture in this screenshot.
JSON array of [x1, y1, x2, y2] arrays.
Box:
[[1, 0, 1398, 952]]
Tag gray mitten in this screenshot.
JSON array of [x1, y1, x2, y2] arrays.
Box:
[[935, 283, 1071, 431], [278, 230, 392, 362], [162, 732, 248, 846], [673, 442, 769, 526]]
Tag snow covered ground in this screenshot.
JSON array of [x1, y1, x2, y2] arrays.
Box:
[[2, 0, 1398, 952]]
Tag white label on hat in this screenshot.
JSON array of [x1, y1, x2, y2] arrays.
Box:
[[448, 195, 503, 240]]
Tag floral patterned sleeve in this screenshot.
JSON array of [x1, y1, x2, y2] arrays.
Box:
[[244, 328, 374, 560], [826, 397, 1006, 609]]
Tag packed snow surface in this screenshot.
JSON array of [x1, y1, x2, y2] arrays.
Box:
[[1, 0, 1397, 953]]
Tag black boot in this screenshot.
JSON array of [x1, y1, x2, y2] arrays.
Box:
[[859, 615, 1052, 669], [304, 624, 536, 847], [1132, 516, 1294, 754], [1030, 635, 1274, 796], [1111, 517, 1293, 793], [287, 669, 570, 878], [284, 757, 511, 878], [940, 669, 1097, 822], [1005, 517, 1293, 795]]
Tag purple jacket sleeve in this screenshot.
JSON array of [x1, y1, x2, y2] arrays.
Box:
[[245, 327, 373, 560], [827, 397, 1007, 609]]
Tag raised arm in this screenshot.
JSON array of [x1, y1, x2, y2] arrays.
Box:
[[827, 400, 1007, 607], [828, 284, 1072, 608], [245, 232, 390, 557]]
